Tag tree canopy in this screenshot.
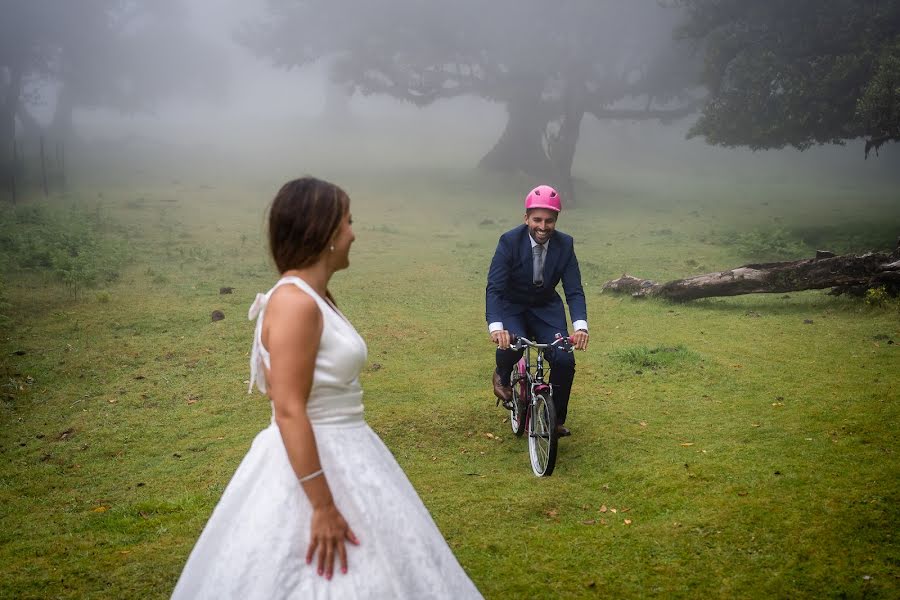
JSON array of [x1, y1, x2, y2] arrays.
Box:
[[1, 0, 225, 148], [241, 0, 700, 203], [679, 0, 900, 157]]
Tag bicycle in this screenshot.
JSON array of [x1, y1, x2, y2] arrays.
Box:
[[503, 333, 575, 477]]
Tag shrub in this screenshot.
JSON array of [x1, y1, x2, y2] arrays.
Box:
[[730, 228, 810, 262], [0, 203, 128, 298], [613, 344, 700, 370], [865, 286, 900, 310]]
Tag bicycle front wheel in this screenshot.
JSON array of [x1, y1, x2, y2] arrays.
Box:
[[528, 393, 558, 477]]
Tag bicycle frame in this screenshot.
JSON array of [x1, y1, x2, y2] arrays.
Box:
[[512, 333, 571, 402], [516, 342, 553, 426], [506, 333, 573, 476]]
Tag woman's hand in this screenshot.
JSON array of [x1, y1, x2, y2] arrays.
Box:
[[306, 503, 360, 579]]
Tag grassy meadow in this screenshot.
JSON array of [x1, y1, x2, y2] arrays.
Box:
[[1, 163, 898, 599]]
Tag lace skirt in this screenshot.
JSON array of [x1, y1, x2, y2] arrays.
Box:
[[171, 421, 483, 600]]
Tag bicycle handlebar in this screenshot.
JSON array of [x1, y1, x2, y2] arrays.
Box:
[[508, 333, 575, 352]]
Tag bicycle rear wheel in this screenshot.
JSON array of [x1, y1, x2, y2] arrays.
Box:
[[509, 360, 527, 437], [528, 392, 558, 477]]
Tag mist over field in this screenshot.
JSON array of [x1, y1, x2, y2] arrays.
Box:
[[5, 0, 898, 195]]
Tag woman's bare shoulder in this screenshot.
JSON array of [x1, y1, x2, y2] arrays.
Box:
[[266, 284, 322, 325]]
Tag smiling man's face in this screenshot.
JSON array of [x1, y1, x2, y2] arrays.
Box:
[[524, 208, 558, 244]]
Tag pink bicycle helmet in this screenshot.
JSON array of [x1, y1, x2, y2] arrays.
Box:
[[525, 185, 561, 212]]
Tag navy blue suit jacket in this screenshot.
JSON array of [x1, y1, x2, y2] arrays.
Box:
[[485, 225, 587, 332]]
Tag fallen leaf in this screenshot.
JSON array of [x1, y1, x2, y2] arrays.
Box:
[[92, 506, 109, 513], [624, 519, 632, 525], [599, 505, 608, 513], [680, 442, 694, 447], [751, 423, 761, 427], [639, 421, 647, 427], [620, 507, 630, 513], [582, 519, 596, 525], [107, 399, 117, 404], [611, 508, 618, 514], [545, 508, 559, 518], [599, 518, 608, 525], [485, 432, 495, 439]]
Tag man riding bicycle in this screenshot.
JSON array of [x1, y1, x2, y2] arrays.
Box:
[[486, 185, 589, 437]]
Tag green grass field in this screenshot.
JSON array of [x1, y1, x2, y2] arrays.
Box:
[[1, 166, 898, 599]]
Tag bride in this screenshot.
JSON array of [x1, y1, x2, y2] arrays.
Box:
[[172, 177, 483, 599]]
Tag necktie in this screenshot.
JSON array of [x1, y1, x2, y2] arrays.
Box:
[[533, 244, 544, 286]]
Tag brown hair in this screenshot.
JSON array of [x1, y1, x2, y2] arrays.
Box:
[[268, 177, 350, 273]]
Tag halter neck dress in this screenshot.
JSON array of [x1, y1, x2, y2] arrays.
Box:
[[171, 276, 482, 599]]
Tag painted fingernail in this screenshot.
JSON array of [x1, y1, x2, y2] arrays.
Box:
[[326, 572, 333, 580], [341, 567, 347, 574], [318, 568, 323, 576]]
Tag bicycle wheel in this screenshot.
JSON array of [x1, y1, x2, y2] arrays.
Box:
[[509, 360, 528, 437], [528, 392, 558, 477]]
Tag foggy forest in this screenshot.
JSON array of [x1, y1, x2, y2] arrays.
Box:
[[2, 0, 898, 598]]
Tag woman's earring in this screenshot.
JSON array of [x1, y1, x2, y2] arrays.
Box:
[[330, 245, 335, 252]]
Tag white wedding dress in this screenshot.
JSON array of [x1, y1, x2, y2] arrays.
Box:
[[171, 276, 483, 599]]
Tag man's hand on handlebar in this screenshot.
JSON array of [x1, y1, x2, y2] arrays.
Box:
[[491, 329, 511, 350], [572, 329, 589, 351]]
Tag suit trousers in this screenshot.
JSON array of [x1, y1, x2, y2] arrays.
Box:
[[495, 311, 576, 424]]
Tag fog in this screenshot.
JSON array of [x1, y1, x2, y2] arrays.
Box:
[[3, 0, 899, 193]]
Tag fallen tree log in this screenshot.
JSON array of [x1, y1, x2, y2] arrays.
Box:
[[602, 243, 900, 302]]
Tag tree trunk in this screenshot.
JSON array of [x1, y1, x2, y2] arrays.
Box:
[[602, 246, 900, 302], [478, 82, 552, 179], [18, 104, 45, 144], [1, 64, 24, 169], [50, 83, 76, 144], [547, 77, 586, 207]]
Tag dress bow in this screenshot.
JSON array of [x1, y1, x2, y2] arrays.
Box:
[[248, 292, 267, 321]]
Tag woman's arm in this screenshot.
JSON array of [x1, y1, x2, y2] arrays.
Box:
[[264, 286, 359, 579]]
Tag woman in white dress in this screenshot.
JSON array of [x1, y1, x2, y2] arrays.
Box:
[[172, 177, 483, 599]]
